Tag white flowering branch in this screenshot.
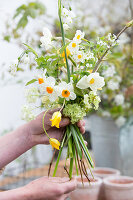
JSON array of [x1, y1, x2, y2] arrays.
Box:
[[93, 19, 133, 73]]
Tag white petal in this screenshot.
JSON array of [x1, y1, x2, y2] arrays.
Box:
[[76, 75, 88, 89], [46, 77, 56, 86], [70, 92, 76, 100]]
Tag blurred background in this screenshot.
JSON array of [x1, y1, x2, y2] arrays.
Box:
[[0, 0, 133, 191]]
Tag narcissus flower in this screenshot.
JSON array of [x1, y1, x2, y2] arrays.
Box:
[[49, 138, 60, 150], [58, 81, 76, 101], [36, 69, 47, 85], [74, 30, 85, 43], [73, 51, 86, 63], [43, 77, 58, 102], [76, 72, 105, 91], [50, 111, 62, 128], [68, 40, 79, 54]]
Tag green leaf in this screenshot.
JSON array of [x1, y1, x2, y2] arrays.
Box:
[[23, 43, 38, 57], [4, 35, 11, 42], [13, 4, 27, 19], [26, 79, 37, 86], [16, 16, 28, 29]]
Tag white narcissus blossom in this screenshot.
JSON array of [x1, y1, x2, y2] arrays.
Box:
[[9, 59, 18, 76], [36, 69, 47, 85], [58, 81, 76, 101], [115, 116, 126, 128], [102, 65, 116, 78], [68, 40, 79, 54], [42, 77, 58, 102], [21, 105, 35, 122], [114, 94, 125, 106], [74, 30, 85, 43], [107, 80, 119, 90], [40, 27, 52, 50], [73, 51, 86, 63], [25, 87, 39, 104], [76, 72, 105, 91]]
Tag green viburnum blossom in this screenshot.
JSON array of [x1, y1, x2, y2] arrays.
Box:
[[63, 103, 86, 124], [84, 91, 101, 111]]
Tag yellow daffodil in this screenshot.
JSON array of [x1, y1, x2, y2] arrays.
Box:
[[49, 138, 60, 150], [50, 111, 62, 128], [61, 47, 71, 62]]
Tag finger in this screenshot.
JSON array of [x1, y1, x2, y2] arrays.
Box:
[[84, 140, 88, 146], [59, 118, 70, 127], [61, 178, 77, 194], [77, 120, 85, 128], [48, 108, 60, 114], [80, 126, 85, 134]]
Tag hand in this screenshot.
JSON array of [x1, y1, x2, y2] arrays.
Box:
[[24, 176, 77, 200], [28, 109, 85, 146]]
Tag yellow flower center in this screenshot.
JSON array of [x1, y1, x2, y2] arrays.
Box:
[[90, 78, 95, 84], [72, 43, 76, 48], [78, 55, 82, 59], [62, 89, 70, 98], [46, 87, 54, 94], [50, 111, 62, 128], [49, 138, 60, 150], [38, 78, 44, 84], [77, 35, 81, 39]]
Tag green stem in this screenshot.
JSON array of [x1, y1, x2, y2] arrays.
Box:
[[74, 125, 94, 168], [53, 132, 67, 177], [67, 127, 73, 158], [42, 111, 50, 139], [73, 145, 79, 176], [70, 125, 82, 159], [58, 0, 70, 82], [69, 157, 74, 179], [68, 55, 77, 68]]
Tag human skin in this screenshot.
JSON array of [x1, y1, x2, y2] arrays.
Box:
[[0, 109, 85, 200], [0, 177, 77, 200]]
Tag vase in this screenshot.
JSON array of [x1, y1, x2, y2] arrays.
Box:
[[88, 167, 120, 200], [119, 117, 133, 176], [103, 176, 133, 200], [70, 176, 102, 200], [89, 115, 122, 171]]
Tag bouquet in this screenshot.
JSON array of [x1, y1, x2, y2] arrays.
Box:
[[11, 0, 133, 182]]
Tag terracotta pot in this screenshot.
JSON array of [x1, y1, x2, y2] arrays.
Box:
[[88, 167, 120, 200], [90, 167, 121, 179], [70, 176, 102, 200], [103, 176, 133, 200]]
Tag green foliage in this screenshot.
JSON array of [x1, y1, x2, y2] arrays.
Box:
[[13, 2, 46, 30], [3, 35, 11, 42], [26, 79, 37, 86]]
